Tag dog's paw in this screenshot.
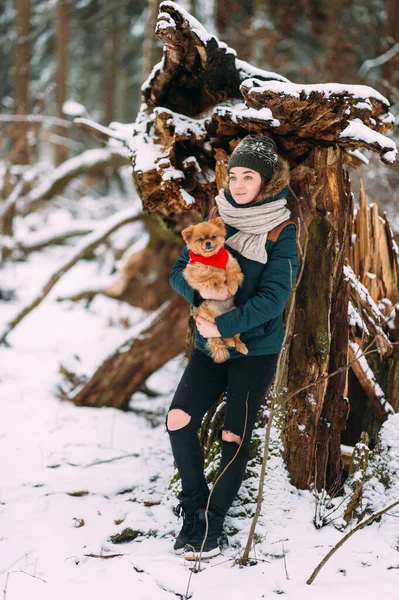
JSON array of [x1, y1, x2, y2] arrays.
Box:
[[224, 337, 237, 348], [235, 340, 248, 355]]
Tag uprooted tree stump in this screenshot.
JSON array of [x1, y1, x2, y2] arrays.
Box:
[[70, 2, 397, 493]]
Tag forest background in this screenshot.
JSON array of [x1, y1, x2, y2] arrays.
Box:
[[1, 1, 399, 599]]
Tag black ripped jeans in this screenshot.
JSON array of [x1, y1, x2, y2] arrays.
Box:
[[166, 349, 279, 517]]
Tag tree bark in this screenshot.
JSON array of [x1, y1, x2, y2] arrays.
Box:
[[103, 13, 119, 126], [283, 147, 353, 491], [382, 0, 399, 103], [55, 0, 69, 165], [141, 0, 162, 87], [2, 0, 31, 257], [8, 0, 31, 167], [324, 0, 358, 83]]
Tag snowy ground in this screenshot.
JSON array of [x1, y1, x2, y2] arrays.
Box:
[[1, 177, 398, 600]]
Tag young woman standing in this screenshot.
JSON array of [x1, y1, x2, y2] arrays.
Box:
[[167, 135, 299, 559]]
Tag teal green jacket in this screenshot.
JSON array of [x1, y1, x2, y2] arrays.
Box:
[[169, 188, 299, 359]]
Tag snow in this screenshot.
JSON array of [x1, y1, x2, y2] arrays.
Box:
[[349, 341, 395, 417], [346, 149, 369, 165], [242, 79, 391, 107], [180, 189, 195, 206], [339, 120, 397, 163], [213, 102, 280, 128], [28, 147, 130, 206], [159, 1, 234, 55], [344, 264, 384, 325], [63, 101, 86, 118], [1, 175, 399, 600], [238, 79, 396, 163], [235, 58, 290, 84]]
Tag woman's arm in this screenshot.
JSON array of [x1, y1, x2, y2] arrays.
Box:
[[214, 225, 299, 338], [169, 246, 203, 306]]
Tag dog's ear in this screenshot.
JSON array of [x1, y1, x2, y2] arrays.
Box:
[[181, 225, 195, 243], [212, 217, 226, 232]]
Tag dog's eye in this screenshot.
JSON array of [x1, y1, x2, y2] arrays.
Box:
[[198, 237, 204, 242], [211, 235, 216, 240]]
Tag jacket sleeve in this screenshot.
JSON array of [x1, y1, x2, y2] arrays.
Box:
[[169, 245, 203, 307], [214, 224, 298, 337]]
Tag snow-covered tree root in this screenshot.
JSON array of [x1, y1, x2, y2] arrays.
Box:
[[306, 497, 399, 584], [0, 208, 143, 346]]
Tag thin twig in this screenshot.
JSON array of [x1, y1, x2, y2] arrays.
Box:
[[3, 572, 9, 600], [282, 542, 290, 580], [306, 498, 399, 584], [0, 552, 34, 575], [57, 452, 140, 469], [83, 553, 125, 559]]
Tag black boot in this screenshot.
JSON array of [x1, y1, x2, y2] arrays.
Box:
[[173, 488, 208, 553], [183, 507, 224, 560]]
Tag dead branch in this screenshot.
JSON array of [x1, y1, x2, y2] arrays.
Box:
[[0, 209, 143, 346], [348, 341, 394, 421], [73, 118, 132, 144], [306, 497, 399, 584], [70, 295, 189, 409], [26, 147, 130, 209], [83, 553, 125, 559], [1, 225, 94, 261]]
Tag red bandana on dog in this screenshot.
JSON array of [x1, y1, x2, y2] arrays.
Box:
[[189, 247, 229, 270]]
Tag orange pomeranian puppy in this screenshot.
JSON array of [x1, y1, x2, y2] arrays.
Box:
[[181, 217, 248, 363]]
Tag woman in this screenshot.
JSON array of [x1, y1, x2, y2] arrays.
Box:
[[167, 134, 299, 560]]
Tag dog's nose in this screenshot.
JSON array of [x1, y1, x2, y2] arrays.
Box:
[[205, 241, 212, 248]]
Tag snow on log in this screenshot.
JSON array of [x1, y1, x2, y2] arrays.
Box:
[[348, 340, 395, 421], [130, 1, 396, 225], [241, 79, 396, 162]]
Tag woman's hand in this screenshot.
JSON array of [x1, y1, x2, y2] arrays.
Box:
[[198, 286, 233, 301], [195, 316, 221, 338]]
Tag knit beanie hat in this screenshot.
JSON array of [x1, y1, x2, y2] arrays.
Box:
[[227, 134, 278, 180]]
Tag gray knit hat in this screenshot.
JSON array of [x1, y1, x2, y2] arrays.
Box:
[[227, 134, 278, 180]]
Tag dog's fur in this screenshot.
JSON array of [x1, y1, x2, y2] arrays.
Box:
[[182, 217, 248, 363]]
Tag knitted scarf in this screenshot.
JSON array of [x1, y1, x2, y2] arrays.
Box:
[[215, 189, 291, 264]]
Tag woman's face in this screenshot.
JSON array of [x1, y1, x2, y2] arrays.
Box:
[[228, 167, 263, 205]]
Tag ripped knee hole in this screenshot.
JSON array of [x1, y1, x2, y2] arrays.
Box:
[[167, 408, 191, 431], [222, 429, 242, 445]]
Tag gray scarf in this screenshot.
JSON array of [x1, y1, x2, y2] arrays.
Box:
[[215, 189, 291, 264]]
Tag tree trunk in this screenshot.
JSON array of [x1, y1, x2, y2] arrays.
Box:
[[216, 0, 253, 62], [382, 0, 399, 104], [55, 0, 69, 165], [324, 0, 358, 83], [140, 0, 162, 88], [8, 0, 31, 168], [2, 0, 31, 257], [103, 13, 119, 126], [283, 147, 352, 491]]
